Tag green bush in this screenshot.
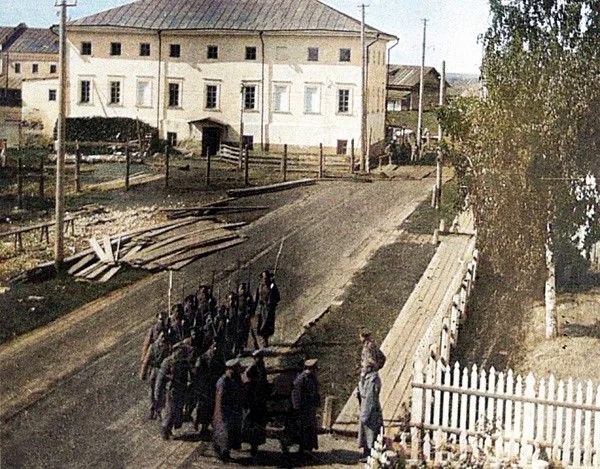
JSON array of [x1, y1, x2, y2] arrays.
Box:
[[58, 117, 159, 145]]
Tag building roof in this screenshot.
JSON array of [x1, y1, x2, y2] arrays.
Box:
[[7, 28, 59, 54], [0, 27, 15, 46], [388, 65, 438, 89], [69, 0, 393, 37]]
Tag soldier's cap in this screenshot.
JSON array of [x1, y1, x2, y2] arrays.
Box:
[[225, 358, 241, 368], [304, 358, 318, 368]]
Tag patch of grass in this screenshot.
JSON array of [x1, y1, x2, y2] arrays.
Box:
[[0, 268, 147, 344], [387, 110, 439, 133], [402, 179, 461, 234]]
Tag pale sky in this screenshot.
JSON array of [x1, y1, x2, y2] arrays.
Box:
[[3, 0, 490, 74]]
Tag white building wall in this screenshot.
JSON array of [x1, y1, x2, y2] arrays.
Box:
[[67, 29, 388, 154], [21, 77, 59, 136]]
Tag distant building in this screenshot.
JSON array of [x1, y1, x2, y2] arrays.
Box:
[[0, 24, 59, 107], [387, 64, 449, 112], [66, 0, 395, 156]]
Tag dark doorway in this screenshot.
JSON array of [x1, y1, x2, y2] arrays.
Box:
[[202, 126, 221, 156]]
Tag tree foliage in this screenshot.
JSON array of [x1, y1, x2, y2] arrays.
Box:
[[438, 0, 600, 292]]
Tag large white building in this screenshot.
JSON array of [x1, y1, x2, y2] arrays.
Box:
[[65, 0, 394, 157]]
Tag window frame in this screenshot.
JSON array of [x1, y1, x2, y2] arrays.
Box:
[[81, 41, 92, 56], [243, 84, 258, 111], [168, 81, 181, 108], [207, 45, 218, 60], [303, 84, 321, 115], [50, 64, 57, 74], [339, 48, 351, 62], [48, 89, 57, 102], [245, 46, 257, 61], [272, 83, 291, 113], [14, 63, 21, 74], [204, 83, 220, 110], [336, 139, 348, 155], [108, 78, 123, 106], [337, 87, 352, 114], [32, 63, 39, 74], [307, 47, 319, 62], [169, 44, 181, 58], [79, 79, 92, 104], [166, 132, 178, 146], [110, 42, 122, 56], [136, 77, 153, 108], [140, 43, 151, 57]]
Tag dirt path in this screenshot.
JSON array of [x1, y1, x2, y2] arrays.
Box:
[[1, 177, 435, 468]]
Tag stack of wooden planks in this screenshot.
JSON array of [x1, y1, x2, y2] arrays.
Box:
[[68, 217, 246, 282], [159, 198, 269, 220]]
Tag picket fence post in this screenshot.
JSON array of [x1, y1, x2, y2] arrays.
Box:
[[411, 357, 425, 460]]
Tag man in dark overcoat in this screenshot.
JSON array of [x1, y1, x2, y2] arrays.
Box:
[[155, 344, 191, 440], [212, 358, 244, 461]]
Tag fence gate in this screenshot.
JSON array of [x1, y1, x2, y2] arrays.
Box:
[[410, 358, 600, 467]]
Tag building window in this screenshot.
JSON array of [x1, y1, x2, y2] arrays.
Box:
[[276, 46, 288, 61], [337, 140, 348, 155], [168, 82, 180, 107], [205, 84, 218, 109], [50, 64, 57, 74], [32, 64, 39, 73], [338, 88, 350, 113], [81, 41, 92, 55], [109, 80, 121, 104], [140, 43, 151, 56], [14, 63, 21, 74], [243, 85, 257, 110], [273, 84, 290, 113], [170, 44, 181, 58], [245, 46, 257, 60], [308, 47, 319, 61], [167, 132, 177, 146], [80, 80, 91, 103], [48, 89, 57, 101], [110, 42, 122, 56], [207, 45, 218, 59], [242, 135, 254, 151], [136, 79, 152, 107], [339, 48, 351, 62], [304, 85, 320, 114]]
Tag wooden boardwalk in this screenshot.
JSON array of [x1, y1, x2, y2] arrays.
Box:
[[332, 232, 476, 435]]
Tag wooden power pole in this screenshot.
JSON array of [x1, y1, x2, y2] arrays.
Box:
[[359, 3, 369, 172], [416, 19, 427, 159], [436, 60, 446, 209], [54, 0, 76, 271]]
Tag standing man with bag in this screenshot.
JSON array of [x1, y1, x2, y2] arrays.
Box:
[[357, 330, 385, 461]]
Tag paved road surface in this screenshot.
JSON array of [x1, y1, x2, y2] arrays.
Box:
[[1, 178, 433, 468]]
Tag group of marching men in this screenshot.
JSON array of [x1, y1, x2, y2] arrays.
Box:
[[139, 269, 322, 461]]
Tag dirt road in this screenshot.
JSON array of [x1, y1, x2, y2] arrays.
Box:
[[1, 177, 434, 468]]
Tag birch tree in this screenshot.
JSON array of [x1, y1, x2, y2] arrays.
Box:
[[439, 0, 600, 338]]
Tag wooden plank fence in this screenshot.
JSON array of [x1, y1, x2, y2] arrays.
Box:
[[218, 142, 351, 175], [410, 358, 600, 467]]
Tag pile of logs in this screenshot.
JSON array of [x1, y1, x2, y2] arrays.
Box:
[[68, 217, 247, 282]]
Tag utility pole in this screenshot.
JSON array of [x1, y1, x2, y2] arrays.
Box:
[[54, 0, 76, 271], [359, 3, 369, 172], [416, 18, 427, 159], [436, 60, 446, 209]]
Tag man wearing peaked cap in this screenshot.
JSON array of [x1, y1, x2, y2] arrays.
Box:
[[213, 355, 244, 461], [287, 357, 321, 455]]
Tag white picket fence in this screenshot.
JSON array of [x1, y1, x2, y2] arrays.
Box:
[[413, 247, 479, 367], [410, 358, 600, 467]]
